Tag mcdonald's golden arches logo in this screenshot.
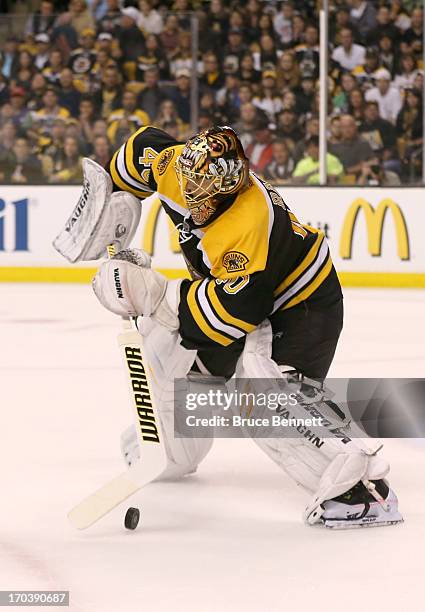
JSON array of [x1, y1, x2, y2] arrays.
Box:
[[340, 198, 410, 260], [142, 197, 181, 255]]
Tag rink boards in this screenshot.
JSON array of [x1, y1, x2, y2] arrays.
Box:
[[0, 185, 424, 287]]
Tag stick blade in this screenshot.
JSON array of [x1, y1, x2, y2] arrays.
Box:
[[68, 472, 140, 530]]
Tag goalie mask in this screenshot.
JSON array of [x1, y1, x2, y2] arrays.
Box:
[[175, 126, 250, 225]]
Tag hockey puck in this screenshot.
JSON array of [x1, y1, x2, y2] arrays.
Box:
[[124, 507, 140, 530]]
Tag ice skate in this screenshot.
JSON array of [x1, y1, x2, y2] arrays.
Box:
[[321, 480, 404, 529]]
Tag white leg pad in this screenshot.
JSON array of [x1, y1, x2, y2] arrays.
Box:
[[123, 318, 213, 480], [237, 321, 391, 524]]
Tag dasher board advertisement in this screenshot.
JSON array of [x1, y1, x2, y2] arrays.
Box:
[[0, 186, 423, 286]]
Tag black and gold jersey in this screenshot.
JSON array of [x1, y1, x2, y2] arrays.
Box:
[[68, 48, 97, 75], [107, 126, 177, 200], [107, 126, 342, 350]]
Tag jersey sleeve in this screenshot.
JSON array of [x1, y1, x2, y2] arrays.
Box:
[[177, 272, 275, 350], [107, 126, 179, 200]]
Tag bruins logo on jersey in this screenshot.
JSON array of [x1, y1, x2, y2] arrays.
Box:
[[222, 251, 249, 272], [157, 148, 175, 175]]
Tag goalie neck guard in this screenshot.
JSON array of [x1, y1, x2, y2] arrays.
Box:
[[174, 126, 250, 226]]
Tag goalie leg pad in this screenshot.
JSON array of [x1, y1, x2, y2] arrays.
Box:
[[123, 319, 213, 480], [237, 321, 392, 525], [121, 390, 213, 480]]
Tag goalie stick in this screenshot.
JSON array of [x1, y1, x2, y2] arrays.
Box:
[[68, 248, 168, 530]]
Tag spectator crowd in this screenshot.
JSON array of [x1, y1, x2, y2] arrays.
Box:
[[0, 0, 423, 185]]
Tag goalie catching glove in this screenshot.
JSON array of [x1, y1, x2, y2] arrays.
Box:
[[92, 248, 181, 331]]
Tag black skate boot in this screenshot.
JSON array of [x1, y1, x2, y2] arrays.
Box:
[[321, 480, 403, 529]]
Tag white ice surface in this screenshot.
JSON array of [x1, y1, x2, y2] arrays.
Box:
[[1, 284, 425, 612]]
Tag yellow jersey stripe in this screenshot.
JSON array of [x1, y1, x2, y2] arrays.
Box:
[[125, 126, 150, 184], [110, 150, 148, 198], [206, 282, 255, 333], [282, 255, 333, 310], [187, 282, 233, 346], [274, 232, 325, 297]]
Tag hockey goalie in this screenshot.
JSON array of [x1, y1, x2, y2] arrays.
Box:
[[56, 125, 403, 529]]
